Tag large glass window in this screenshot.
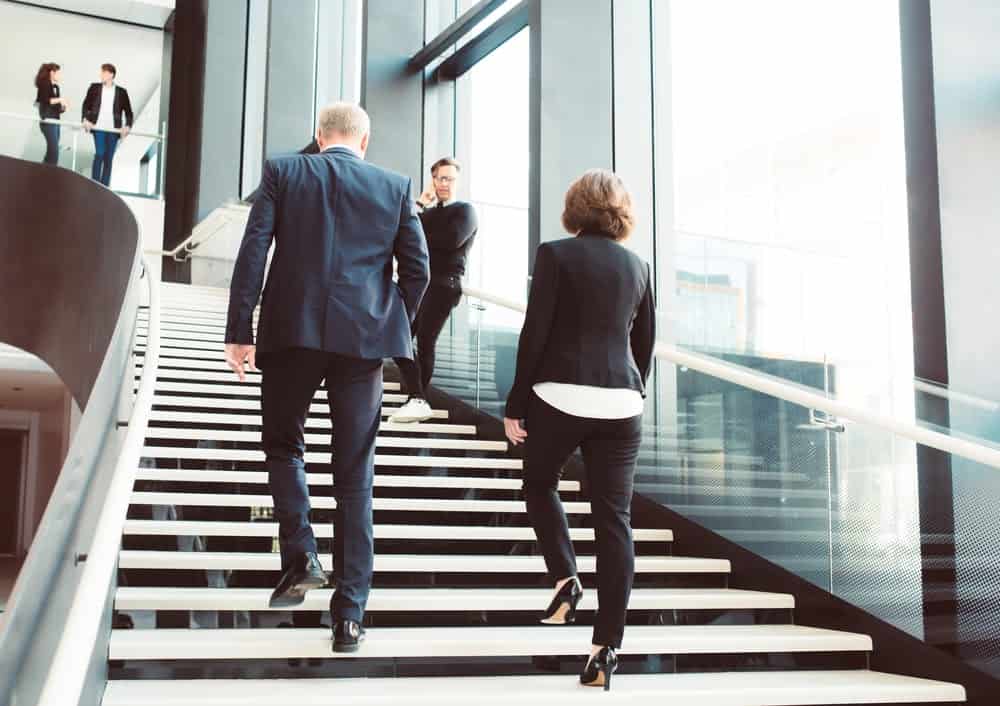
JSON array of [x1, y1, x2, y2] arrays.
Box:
[[456, 27, 530, 328], [650, 0, 923, 638], [658, 0, 912, 414]]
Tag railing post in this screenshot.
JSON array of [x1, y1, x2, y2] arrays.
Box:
[[158, 120, 168, 200], [71, 128, 78, 173]]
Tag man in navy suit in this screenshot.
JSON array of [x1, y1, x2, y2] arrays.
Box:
[[224, 102, 430, 653]]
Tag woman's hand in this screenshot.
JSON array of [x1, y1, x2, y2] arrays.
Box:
[[504, 417, 527, 446]]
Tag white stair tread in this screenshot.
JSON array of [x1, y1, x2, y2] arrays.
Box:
[[150, 395, 450, 418], [147, 380, 409, 401], [142, 427, 507, 451], [106, 624, 870, 661], [102, 670, 966, 706], [138, 331, 496, 357], [141, 367, 403, 391], [130, 492, 582, 513], [145, 367, 403, 390], [138, 344, 495, 373], [121, 519, 669, 542], [141, 447, 523, 469], [148, 410, 474, 434], [134, 468, 573, 491], [114, 586, 788, 612], [137, 341, 497, 368], [116, 551, 729, 574]]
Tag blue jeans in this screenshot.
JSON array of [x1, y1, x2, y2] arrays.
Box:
[[91, 131, 119, 186], [260, 348, 383, 623], [39, 123, 60, 165]]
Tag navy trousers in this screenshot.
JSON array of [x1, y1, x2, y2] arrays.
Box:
[[260, 348, 383, 623], [92, 131, 119, 186]]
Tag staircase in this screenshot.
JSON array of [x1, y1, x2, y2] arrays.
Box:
[[104, 282, 966, 704]]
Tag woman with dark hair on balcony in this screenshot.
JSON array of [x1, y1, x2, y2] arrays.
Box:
[[34, 62, 68, 165], [503, 169, 655, 691]]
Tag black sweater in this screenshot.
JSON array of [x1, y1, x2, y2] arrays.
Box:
[[418, 201, 478, 278]]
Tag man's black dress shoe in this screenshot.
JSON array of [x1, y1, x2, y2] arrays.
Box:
[[333, 619, 367, 653], [268, 552, 327, 608]]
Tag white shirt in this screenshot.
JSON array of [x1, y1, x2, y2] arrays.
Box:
[[533, 382, 644, 420], [322, 144, 361, 157], [96, 83, 116, 130]]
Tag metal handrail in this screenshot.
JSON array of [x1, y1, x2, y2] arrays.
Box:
[[34, 256, 160, 706], [0, 110, 164, 140], [460, 285, 1000, 472], [146, 200, 252, 261]]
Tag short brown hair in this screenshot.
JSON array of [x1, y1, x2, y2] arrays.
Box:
[[430, 157, 461, 175], [101, 63, 117, 77], [561, 169, 634, 241]]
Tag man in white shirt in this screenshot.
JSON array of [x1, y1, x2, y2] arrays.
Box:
[[81, 63, 134, 186]]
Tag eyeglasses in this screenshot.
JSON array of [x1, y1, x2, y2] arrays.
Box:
[[433, 176, 457, 184]]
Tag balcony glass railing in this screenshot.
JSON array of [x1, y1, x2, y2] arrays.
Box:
[[0, 111, 166, 198], [429, 285, 1000, 682]]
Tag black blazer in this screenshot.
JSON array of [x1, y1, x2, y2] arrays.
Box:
[[225, 147, 431, 362], [505, 234, 656, 419], [35, 80, 64, 120], [81, 83, 133, 128]]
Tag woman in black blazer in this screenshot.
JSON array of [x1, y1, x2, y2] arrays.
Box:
[[34, 63, 68, 165], [504, 169, 655, 690]]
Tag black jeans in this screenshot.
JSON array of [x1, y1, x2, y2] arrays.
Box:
[[260, 348, 383, 623], [40, 123, 59, 165], [394, 278, 463, 399], [523, 393, 642, 649]]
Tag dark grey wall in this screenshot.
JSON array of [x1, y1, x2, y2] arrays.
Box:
[[198, 0, 249, 221], [264, 0, 318, 157], [529, 0, 613, 256], [361, 0, 424, 181]]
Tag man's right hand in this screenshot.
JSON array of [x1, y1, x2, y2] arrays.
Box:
[[82, 119, 93, 133], [417, 184, 437, 208], [224, 343, 257, 382]]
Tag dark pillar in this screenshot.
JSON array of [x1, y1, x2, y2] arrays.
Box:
[[161, 1, 207, 282], [898, 0, 955, 652]]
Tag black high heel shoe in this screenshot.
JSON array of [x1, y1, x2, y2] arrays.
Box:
[[541, 577, 583, 625], [580, 646, 618, 691]]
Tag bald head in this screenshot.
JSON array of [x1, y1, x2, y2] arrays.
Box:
[[316, 102, 371, 155]]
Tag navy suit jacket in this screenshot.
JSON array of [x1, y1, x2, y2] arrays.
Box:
[[225, 147, 430, 361]]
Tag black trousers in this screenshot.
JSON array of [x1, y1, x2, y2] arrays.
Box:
[[523, 393, 642, 649], [394, 279, 463, 398], [260, 348, 383, 623]]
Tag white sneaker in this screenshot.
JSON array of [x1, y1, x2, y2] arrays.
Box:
[[388, 398, 433, 424]]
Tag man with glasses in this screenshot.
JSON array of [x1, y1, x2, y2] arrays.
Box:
[[390, 157, 479, 423]]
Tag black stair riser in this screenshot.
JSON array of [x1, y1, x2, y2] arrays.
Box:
[[107, 650, 870, 681], [121, 536, 672, 557], [115, 608, 793, 630], [117, 570, 727, 590]]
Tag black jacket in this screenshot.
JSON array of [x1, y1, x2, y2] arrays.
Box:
[[35, 80, 64, 120], [81, 83, 133, 129], [225, 147, 430, 361], [505, 234, 656, 419]]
